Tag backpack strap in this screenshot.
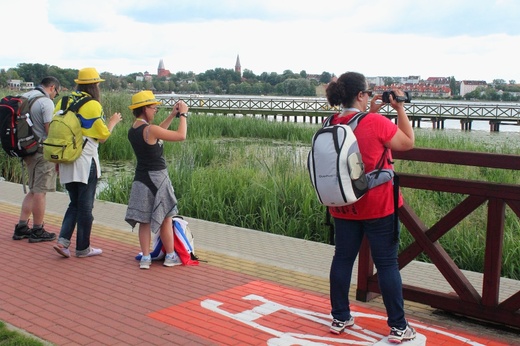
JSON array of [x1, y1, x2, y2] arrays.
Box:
[[346, 111, 368, 131], [61, 96, 93, 148], [59, 96, 69, 113], [68, 96, 93, 113], [326, 207, 335, 245], [322, 114, 335, 127], [393, 173, 400, 242]]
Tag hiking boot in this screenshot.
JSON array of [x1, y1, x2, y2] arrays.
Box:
[[77, 247, 102, 258], [330, 316, 355, 334], [163, 253, 182, 267], [12, 223, 33, 240], [140, 256, 152, 269], [28, 227, 56, 243], [53, 244, 71, 258], [388, 324, 416, 343]]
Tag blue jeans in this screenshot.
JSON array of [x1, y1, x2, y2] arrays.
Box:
[[329, 214, 407, 329], [57, 159, 97, 255]]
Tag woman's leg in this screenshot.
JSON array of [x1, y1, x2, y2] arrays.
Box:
[[139, 223, 152, 256], [364, 214, 407, 329], [159, 217, 174, 254], [57, 182, 79, 248], [75, 160, 98, 254], [329, 218, 364, 321]]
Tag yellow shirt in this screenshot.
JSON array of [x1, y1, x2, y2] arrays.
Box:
[[54, 91, 111, 140]]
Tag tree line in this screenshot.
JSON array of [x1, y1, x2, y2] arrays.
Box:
[[0, 63, 334, 97], [2, 63, 519, 101]]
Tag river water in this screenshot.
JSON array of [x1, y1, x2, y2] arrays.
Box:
[[97, 105, 519, 196]]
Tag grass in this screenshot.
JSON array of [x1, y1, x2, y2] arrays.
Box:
[[1, 89, 519, 280], [0, 322, 45, 346]]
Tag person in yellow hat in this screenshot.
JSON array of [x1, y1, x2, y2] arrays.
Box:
[[53, 67, 123, 259], [124, 90, 188, 269]]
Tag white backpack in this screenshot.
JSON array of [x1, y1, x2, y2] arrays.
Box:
[[307, 112, 394, 207]]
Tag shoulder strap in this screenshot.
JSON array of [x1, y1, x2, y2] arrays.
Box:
[[346, 111, 368, 131], [323, 111, 368, 129], [34, 87, 46, 96], [322, 114, 335, 127], [68, 96, 93, 113], [59, 96, 69, 112]]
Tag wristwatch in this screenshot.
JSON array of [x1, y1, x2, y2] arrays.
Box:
[[176, 112, 188, 118]]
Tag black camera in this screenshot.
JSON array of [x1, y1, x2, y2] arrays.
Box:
[[382, 91, 411, 103]]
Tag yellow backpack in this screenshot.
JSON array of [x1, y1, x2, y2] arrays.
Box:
[[43, 96, 92, 163]]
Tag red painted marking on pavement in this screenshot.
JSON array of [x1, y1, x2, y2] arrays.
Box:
[[149, 280, 506, 345]]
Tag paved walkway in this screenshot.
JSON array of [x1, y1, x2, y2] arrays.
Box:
[[0, 180, 518, 345]]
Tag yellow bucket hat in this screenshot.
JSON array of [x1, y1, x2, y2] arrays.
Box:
[[74, 67, 105, 84], [129, 90, 162, 110]]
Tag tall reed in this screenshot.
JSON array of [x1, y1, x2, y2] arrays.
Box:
[[1, 92, 519, 279]]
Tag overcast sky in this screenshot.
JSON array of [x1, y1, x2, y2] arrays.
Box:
[[2, 0, 519, 83]]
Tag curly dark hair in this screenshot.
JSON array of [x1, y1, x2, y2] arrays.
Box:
[[326, 72, 366, 108]]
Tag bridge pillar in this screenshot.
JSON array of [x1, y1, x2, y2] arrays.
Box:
[[460, 119, 472, 131], [431, 117, 444, 129], [490, 121, 500, 132]]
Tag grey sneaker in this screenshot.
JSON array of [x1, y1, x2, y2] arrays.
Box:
[[330, 316, 355, 334], [12, 223, 33, 240], [76, 247, 102, 258], [388, 324, 416, 343], [163, 253, 182, 267], [53, 244, 71, 258], [140, 256, 152, 269], [28, 227, 56, 243]]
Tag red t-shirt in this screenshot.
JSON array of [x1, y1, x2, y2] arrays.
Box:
[[328, 112, 402, 220]]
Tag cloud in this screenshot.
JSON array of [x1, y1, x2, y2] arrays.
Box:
[[1, 0, 519, 83]]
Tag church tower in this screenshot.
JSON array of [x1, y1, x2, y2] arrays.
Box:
[[235, 54, 241, 76], [157, 59, 171, 78]]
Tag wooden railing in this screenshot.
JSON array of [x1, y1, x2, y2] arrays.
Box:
[[355, 148, 520, 329], [158, 95, 520, 127]]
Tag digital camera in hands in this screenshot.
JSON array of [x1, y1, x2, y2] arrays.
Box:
[[382, 91, 411, 103]]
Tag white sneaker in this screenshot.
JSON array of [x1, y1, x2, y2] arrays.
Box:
[[330, 316, 355, 334], [77, 247, 102, 258], [388, 324, 416, 343], [140, 256, 152, 269], [163, 253, 182, 267]]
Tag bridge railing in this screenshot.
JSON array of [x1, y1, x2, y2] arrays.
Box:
[[356, 148, 520, 329], [158, 95, 520, 123]]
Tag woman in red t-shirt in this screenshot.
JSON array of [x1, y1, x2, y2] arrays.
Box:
[[326, 72, 416, 343]]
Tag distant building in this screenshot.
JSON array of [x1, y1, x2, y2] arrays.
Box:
[[143, 71, 153, 82], [425, 77, 450, 86], [460, 80, 487, 96], [157, 59, 171, 78], [373, 81, 452, 99], [306, 74, 321, 82], [235, 54, 241, 76], [7, 79, 34, 90]]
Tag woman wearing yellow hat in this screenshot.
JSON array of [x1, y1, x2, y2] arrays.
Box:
[[124, 90, 188, 269], [53, 67, 123, 259]]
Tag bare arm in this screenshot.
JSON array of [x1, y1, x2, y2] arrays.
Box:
[[147, 101, 188, 143], [388, 105, 414, 151], [99, 112, 123, 143], [383, 91, 414, 151]]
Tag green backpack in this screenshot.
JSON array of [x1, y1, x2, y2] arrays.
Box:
[[43, 96, 92, 163]]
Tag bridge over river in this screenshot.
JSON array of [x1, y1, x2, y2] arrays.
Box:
[[157, 94, 520, 132]]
